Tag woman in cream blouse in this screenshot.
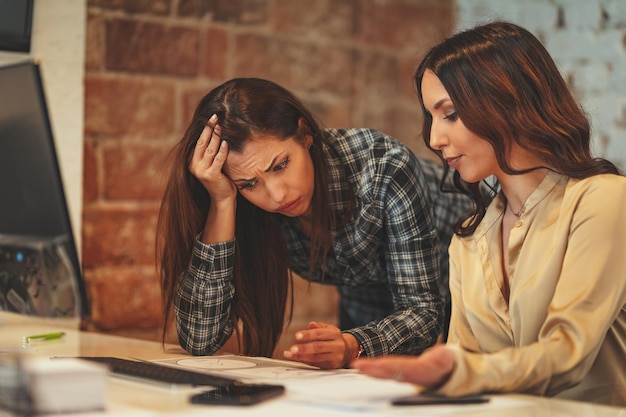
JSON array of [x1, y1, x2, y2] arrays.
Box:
[[352, 21, 626, 407]]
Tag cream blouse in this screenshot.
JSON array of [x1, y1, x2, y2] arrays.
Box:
[[437, 171, 626, 406]]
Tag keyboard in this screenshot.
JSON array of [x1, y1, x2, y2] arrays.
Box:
[[76, 356, 236, 387]]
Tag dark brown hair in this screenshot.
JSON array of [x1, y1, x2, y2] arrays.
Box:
[[156, 78, 336, 356], [414, 21, 621, 236]]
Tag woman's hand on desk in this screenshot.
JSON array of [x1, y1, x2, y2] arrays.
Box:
[[350, 344, 456, 388], [283, 321, 357, 369]]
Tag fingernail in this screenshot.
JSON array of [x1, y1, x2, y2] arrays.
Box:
[[209, 114, 217, 122], [283, 351, 292, 358], [295, 332, 303, 340], [290, 346, 299, 353]]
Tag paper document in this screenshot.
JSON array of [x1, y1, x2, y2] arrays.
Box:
[[152, 354, 418, 410], [151, 355, 534, 413]]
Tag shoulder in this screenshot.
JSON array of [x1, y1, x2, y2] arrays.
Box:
[[565, 173, 626, 217], [324, 127, 423, 172], [566, 173, 626, 193], [324, 128, 408, 156], [323, 128, 428, 199]]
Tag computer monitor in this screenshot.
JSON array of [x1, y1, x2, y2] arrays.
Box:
[[0, 60, 89, 319], [0, 0, 34, 53]]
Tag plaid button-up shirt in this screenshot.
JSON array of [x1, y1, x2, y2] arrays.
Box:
[[175, 128, 471, 357]]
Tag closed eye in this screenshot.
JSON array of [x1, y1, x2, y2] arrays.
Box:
[[274, 157, 290, 172], [238, 179, 258, 191], [443, 111, 458, 121]]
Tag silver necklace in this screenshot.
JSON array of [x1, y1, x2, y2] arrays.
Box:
[[507, 201, 525, 218]]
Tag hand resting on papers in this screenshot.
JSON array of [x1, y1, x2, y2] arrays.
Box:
[[283, 321, 360, 369], [350, 343, 456, 389]]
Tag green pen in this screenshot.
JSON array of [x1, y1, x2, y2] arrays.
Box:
[[23, 331, 66, 344]]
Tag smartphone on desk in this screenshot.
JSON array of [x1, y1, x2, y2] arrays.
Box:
[[392, 393, 489, 406], [190, 382, 285, 406]]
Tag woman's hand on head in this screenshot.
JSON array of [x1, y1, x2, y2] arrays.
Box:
[[350, 344, 455, 389], [189, 114, 237, 203], [283, 322, 356, 369]]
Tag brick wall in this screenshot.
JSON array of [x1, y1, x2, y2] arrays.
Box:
[[82, 0, 456, 349]]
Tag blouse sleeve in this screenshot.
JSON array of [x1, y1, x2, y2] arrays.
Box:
[[437, 176, 626, 397], [174, 236, 237, 355]]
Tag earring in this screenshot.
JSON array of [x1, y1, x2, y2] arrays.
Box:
[[308, 144, 316, 153]]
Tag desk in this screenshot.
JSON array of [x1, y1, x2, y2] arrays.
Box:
[[1, 312, 624, 417]]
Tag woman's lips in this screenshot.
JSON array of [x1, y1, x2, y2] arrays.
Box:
[[277, 197, 300, 213], [446, 155, 461, 169]]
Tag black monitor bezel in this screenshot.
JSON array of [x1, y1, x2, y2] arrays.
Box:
[[0, 0, 35, 53], [0, 59, 90, 319]]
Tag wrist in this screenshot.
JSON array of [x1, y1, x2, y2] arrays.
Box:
[[354, 343, 365, 360], [203, 198, 237, 244], [341, 333, 364, 367]]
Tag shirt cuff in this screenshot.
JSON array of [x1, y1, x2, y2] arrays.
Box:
[[431, 343, 472, 396], [192, 234, 235, 260]]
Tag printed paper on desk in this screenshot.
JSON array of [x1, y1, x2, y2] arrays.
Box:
[[152, 354, 328, 383], [152, 355, 418, 410]]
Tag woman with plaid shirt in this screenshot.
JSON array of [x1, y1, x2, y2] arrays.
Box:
[[157, 78, 471, 369]]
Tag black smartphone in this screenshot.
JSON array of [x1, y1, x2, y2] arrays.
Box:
[[391, 393, 489, 406], [190, 382, 285, 406]]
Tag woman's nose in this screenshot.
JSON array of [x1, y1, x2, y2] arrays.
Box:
[[429, 122, 446, 151], [267, 179, 288, 203]]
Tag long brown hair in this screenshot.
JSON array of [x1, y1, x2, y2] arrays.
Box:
[[156, 78, 335, 356], [414, 21, 621, 236]]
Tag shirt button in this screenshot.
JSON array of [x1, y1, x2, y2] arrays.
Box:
[[515, 221, 523, 228]]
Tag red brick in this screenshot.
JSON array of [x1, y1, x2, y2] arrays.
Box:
[[359, 0, 455, 52], [347, 51, 410, 133], [362, 102, 425, 154], [177, 0, 268, 23], [84, 76, 175, 137], [300, 96, 355, 130], [83, 139, 99, 204], [177, 0, 211, 17], [85, 13, 104, 72], [400, 54, 422, 100], [84, 267, 162, 330], [233, 33, 356, 96], [82, 206, 160, 268], [181, 86, 216, 128], [272, 0, 358, 39], [360, 51, 402, 101], [88, 0, 171, 16], [203, 27, 228, 79], [105, 19, 200, 76], [102, 141, 171, 201]]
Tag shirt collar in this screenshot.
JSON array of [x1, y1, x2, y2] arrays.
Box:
[[475, 170, 566, 238]]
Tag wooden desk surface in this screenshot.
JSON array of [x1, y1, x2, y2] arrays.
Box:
[[1, 312, 624, 417]]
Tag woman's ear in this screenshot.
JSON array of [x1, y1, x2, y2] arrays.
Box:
[[297, 117, 314, 148]]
